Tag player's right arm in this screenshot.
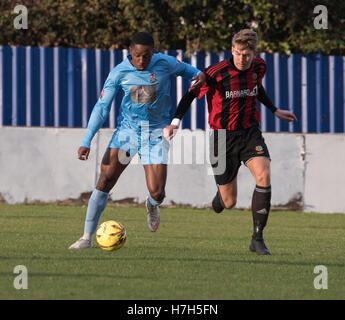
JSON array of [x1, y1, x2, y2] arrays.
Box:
[[163, 90, 197, 140], [163, 72, 212, 141], [79, 70, 119, 160], [257, 85, 298, 123]]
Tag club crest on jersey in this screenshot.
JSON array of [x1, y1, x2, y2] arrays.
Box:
[[255, 145, 264, 154], [150, 73, 156, 82]]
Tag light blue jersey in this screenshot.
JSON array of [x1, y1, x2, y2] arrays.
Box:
[[81, 52, 201, 149]]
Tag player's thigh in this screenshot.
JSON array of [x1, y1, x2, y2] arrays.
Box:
[[218, 177, 238, 207], [210, 129, 241, 187], [139, 128, 170, 166], [245, 156, 271, 187], [210, 129, 239, 207], [97, 148, 130, 189], [240, 126, 271, 187], [108, 126, 139, 161], [143, 164, 167, 196]]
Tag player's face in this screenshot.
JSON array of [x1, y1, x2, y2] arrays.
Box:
[[232, 44, 256, 71], [129, 44, 154, 71]]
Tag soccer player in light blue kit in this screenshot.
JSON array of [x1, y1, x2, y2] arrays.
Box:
[[69, 32, 205, 248]]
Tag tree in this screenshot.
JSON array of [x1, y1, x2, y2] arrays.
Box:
[[1, 0, 344, 55]]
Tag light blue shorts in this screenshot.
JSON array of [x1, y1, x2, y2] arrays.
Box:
[[108, 125, 170, 165]]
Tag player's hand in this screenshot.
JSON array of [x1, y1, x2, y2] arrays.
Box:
[[163, 125, 179, 141], [78, 146, 90, 160], [189, 72, 206, 92], [274, 109, 298, 122]]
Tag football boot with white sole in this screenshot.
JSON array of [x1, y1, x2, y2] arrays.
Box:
[[146, 197, 160, 232], [68, 237, 92, 249]]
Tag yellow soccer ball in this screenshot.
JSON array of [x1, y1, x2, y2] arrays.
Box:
[[96, 220, 127, 251]]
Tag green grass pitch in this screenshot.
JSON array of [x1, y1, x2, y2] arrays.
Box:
[[0, 203, 344, 300]]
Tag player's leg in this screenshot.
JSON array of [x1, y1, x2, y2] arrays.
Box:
[[139, 126, 169, 232], [69, 148, 130, 249], [144, 164, 167, 202], [240, 126, 272, 255], [210, 129, 241, 213], [212, 178, 238, 213], [246, 156, 271, 255], [84, 148, 130, 233], [143, 164, 167, 232]]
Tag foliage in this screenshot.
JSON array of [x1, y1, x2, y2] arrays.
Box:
[[0, 0, 344, 55]]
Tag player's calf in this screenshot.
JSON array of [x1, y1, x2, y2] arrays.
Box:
[[212, 190, 236, 213]]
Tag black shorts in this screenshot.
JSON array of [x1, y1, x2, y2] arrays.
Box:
[[209, 126, 270, 186]]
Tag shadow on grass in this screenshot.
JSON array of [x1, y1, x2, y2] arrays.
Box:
[[0, 215, 68, 219], [1, 254, 345, 268], [0, 271, 153, 280]]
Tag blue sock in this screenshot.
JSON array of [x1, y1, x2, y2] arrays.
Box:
[[84, 189, 109, 234], [147, 191, 165, 207]]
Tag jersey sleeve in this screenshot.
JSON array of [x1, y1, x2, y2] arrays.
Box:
[[165, 54, 201, 79], [258, 85, 277, 113], [80, 70, 119, 148], [192, 69, 215, 99], [173, 90, 197, 120], [256, 58, 267, 86]]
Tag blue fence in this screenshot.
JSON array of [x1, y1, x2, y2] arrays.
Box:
[[1, 46, 344, 133]]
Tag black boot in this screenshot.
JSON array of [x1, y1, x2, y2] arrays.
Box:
[[249, 221, 271, 255]]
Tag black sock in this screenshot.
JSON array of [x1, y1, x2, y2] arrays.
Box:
[[251, 185, 271, 240], [217, 189, 225, 208]]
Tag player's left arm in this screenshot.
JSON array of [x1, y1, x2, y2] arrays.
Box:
[[167, 55, 205, 91], [257, 85, 298, 122]]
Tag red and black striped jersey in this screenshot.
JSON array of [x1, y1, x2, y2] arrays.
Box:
[[194, 57, 266, 131]]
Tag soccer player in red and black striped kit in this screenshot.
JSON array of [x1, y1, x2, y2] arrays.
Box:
[[164, 29, 297, 255]]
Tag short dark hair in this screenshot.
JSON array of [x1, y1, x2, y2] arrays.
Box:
[[130, 32, 154, 48]]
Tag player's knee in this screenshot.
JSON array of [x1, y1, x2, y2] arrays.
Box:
[[149, 187, 165, 202], [96, 175, 117, 193], [255, 169, 271, 186]]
